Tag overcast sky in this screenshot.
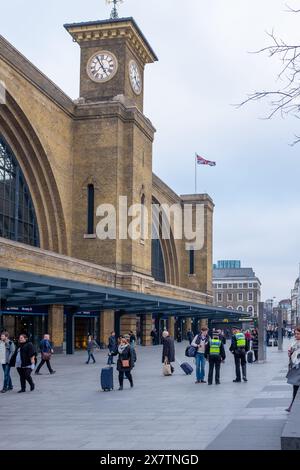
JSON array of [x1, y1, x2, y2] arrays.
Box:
[[1, 0, 300, 301]]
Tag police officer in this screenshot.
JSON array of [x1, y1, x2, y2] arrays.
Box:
[[230, 326, 249, 383], [205, 333, 226, 385]]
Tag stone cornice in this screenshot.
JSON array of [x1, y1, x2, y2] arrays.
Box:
[[152, 173, 181, 205], [64, 18, 158, 65], [74, 99, 156, 141]]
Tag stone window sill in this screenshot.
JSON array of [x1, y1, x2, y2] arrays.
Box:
[[84, 234, 96, 239]]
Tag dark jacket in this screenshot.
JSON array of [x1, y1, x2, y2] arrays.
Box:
[[229, 335, 250, 354], [10, 342, 35, 368], [251, 334, 259, 351], [205, 339, 226, 361], [5, 340, 15, 364], [108, 335, 117, 353], [40, 339, 53, 353], [187, 331, 194, 344], [117, 345, 134, 372], [162, 336, 175, 363]]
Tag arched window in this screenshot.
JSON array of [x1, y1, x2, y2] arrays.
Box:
[[247, 306, 254, 314], [151, 221, 165, 283], [141, 194, 145, 241], [0, 136, 39, 246], [87, 184, 94, 234], [237, 306, 244, 312]]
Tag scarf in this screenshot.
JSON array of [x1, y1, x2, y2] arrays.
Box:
[[118, 344, 128, 354]]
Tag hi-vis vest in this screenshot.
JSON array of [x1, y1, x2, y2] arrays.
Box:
[[210, 338, 221, 355], [235, 332, 246, 348]]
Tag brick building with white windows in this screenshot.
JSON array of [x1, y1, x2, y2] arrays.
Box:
[[213, 260, 261, 317]]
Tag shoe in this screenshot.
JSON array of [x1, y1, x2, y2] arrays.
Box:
[[195, 380, 201, 384], [1, 389, 8, 393], [118, 386, 123, 391], [18, 390, 26, 393], [208, 383, 212, 386], [30, 384, 35, 392], [201, 380, 207, 383], [35, 372, 41, 375], [8, 387, 13, 391], [233, 379, 241, 383], [130, 383, 134, 388], [243, 377, 248, 382], [85, 362, 89, 364], [216, 382, 220, 385], [50, 371, 56, 375], [285, 406, 292, 412]]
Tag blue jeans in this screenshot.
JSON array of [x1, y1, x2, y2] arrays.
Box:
[[2, 364, 13, 390], [195, 353, 206, 382], [87, 352, 96, 364]]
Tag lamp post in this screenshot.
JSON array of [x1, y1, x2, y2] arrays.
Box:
[[278, 302, 283, 352]]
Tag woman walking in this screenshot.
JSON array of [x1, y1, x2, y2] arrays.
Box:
[[86, 335, 99, 364], [10, 334, 35, 393], [251, 329, 259, 362], [286, 327, 300, 412], [117, 336, 134, 390]]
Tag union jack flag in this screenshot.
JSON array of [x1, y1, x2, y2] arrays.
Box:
[[196, 154, 216, 167]]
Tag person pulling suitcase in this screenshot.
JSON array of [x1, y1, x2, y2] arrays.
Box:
[[117, 336, 134, 391], [205, 333, 226, 385]]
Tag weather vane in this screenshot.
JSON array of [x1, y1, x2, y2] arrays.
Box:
[[106, 0, 124, 19]]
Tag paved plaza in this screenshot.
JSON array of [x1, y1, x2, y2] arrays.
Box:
[[0, 340, 291, 450]]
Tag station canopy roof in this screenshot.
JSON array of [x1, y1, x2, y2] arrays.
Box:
[[0, 268, 250, 320]]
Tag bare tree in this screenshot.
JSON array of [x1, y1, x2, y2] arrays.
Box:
[[240, 5, 300, 144]]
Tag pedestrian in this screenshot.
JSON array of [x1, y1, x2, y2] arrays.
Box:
[[151, 329, 158, 345], [86, 335, 99, 364], [162, 330, 175, 374], [191, 327, 209, 384], [285, 327, 300, 412], [187, 329, 194, 345], [107, 331, 117, 365], [9, 334, 35, 393], [1, 331, 15, 393], [205, 332, 226, 385], [117, 336, 134, 390], [251, 328, 259, 362], [129, 330, 136, 348], [230, 327, 249, 383], [35, 334, 56, 374]]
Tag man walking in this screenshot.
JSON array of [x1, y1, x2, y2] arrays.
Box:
[[162, 330, 175, 374], [35, 334, 56, 375], [205, 332, 226, 385], [230, 326, 249, 383], [1, 331, 15, 393]]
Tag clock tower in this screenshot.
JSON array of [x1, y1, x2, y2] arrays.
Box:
[[64, 17, 158, 112], [65, 15, 158, 278]]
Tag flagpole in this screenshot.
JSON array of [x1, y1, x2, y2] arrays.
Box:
[[195, 153, 197, 194]]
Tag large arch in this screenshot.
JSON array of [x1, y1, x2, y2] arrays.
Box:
[[151, 196, 179, 285], [0, 92, 68, 253]]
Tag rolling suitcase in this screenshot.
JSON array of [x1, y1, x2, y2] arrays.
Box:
[[247, 351, 253, 364], [180, 362, 193, 375], [101, 366, 114, 391]]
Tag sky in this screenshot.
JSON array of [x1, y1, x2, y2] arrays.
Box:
[[1, 0, 300, 301]]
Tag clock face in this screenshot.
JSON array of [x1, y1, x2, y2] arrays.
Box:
[[87, 51, 118, 83], [129, 60, 142, 95]]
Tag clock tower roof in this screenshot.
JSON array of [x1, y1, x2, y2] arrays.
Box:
[[64, 17, 158, 65]]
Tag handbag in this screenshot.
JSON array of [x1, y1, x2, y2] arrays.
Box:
[[286, 365, 300, 386], [163, 360, 172, 376], [42, 352, 52, 361], [186, 345, 197, 358], [121, 359, 130, 368]]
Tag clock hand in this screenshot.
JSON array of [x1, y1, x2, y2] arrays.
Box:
[[97, 57, 108, 75]]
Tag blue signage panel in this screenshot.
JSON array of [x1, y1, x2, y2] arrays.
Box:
[[1, 306, 48, 315]]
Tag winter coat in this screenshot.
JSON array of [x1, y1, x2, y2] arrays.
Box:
[[87, 340, 98, 352], [10, 342, 35, 368], [108, 335, 117, 353], [162, 336, 175, 363], [117, 345, 134, 372], [251, 334, 259, 351]]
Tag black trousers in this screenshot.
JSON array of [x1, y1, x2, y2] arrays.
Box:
[[17, 368, 34, 391], [292, 385, 299, 404], [234, 352, 246, 381], [254, 350, 258, 362], [208, 356, 221, 384], [36, 359, 53, 373], [119, 371, 133, 387]]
